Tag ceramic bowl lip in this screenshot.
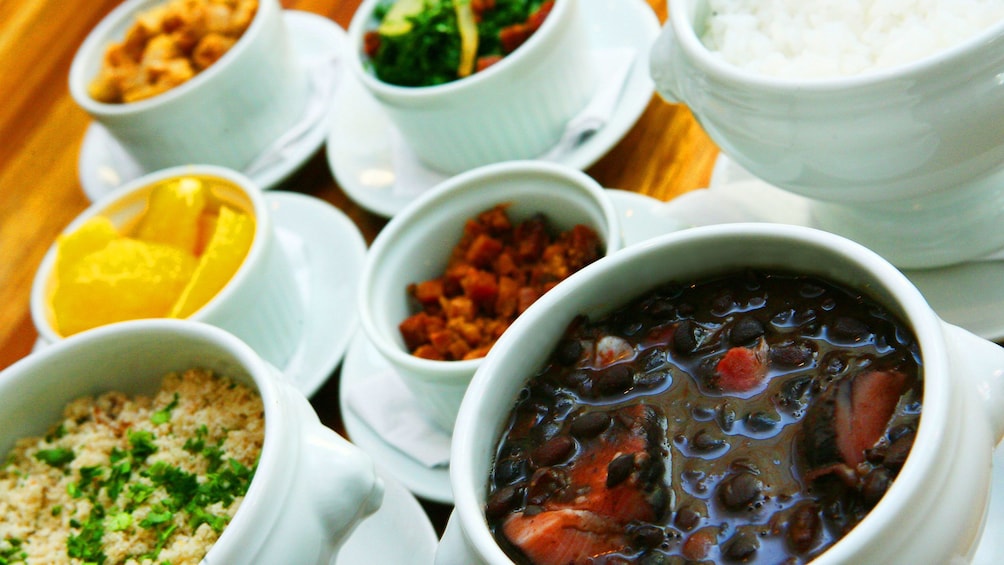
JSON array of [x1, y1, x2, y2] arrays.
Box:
[[346, 0, 571, 98], [30, 164, 270, 344], [666, 0, 1004, 93], [357, 159, 622, 384], [0, 318, 285, 558], [451, 222, 951, 564], [69, 0, 271, 115]]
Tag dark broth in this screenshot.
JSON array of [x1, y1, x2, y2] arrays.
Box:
[[486, 270, 922, 564]]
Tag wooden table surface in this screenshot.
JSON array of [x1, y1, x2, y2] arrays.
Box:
[[0, 0, 718, 536]]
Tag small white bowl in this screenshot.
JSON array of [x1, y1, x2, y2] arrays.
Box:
[[0, 318, 383, 563], [357, 160, 622, 432], [649, 0, 1004, 269], [30, 165, 302, 369], [439, 222, 1004, 564], [346, 0, 597, 175], [69, 0, 309, 172]]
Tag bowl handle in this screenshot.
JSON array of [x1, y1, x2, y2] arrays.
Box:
[[943, 322, 1004, 445], [435, 511, 488, 565], [649, 22, 683, 104]]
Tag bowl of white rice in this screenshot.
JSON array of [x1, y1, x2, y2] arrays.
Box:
[[0, 319, 384, 564], [649, 0, 1004, 269]]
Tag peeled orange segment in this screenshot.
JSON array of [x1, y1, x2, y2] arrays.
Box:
[[169, 205, 254, 319], [54, 216, 119, 280], [51, 238, 197, 337], [134, 176, 207, 254]]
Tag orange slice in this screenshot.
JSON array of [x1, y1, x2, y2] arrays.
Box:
[[53, 216, 119, 280], [51, 238, 197, 336], [134, 176, 207, 254], [169, 204, 254, 318]]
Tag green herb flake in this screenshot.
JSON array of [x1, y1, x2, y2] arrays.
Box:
[[128, 430, 158, 461], [107, 512, 133, 532], [34, 447, 75, 468], [151, 393, 179, 425]]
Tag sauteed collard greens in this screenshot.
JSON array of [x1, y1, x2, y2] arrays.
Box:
[[363, 0, 553, 86]]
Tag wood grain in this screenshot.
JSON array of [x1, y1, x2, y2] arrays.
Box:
[[0, 0, 718, 531]]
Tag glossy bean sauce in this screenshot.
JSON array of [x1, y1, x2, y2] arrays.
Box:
[[486, 270, 922, 564]]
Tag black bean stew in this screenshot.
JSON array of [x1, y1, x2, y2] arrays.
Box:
[[486, 270, 922, 564]]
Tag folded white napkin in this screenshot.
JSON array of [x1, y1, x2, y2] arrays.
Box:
[[244, 54, 342, 177], [344, 366, 452, 468], [389, 46, 638, 197]]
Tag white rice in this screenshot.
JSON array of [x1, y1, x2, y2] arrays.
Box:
[[699, 0, 1004, 78]]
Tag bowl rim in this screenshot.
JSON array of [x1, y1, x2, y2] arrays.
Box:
[[450, 222, 952, 563], [346, 0, 572, 98], [665, 0, 1004, 92], [68, 0, 273, 114], [30, 164, 270, 343], [0, 318, 286, 561], [356, 159, 622, 382]]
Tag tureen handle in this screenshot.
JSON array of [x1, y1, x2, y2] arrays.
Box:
[[943, 322, 1004, 445], [649, 21, 683, 104]]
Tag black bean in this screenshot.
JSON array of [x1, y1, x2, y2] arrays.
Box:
[[691, 429, 726, 452], [786, 502, 822, 554], [485, 485, 521, 519], [861, 467, 892, 505], [674, 505, 702, 531], [493, 457, 529, 485], [636, 370, 670, 389], [606, 453, 635, 488], [712, 293, 737, 316], [717, 472, 763, 511], [553, 339, 583, 366], [882, 431, 915, 470], [730, 316, 765, 345], [831, 316, 870, 342], [716, 402, 737, 433], [629, 523, 666, 549], [745, 411, 779, 434], [531, 436, 574, 468], [570, 411, 610, 439], [596, 365, 634, 396], [722, 531, 759, 561], [673, 320, 699, 354], [771, 342, 815, 368]]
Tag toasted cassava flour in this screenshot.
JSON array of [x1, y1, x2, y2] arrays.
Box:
[[0, 369, 264, 564], [700, 0, 1004, 78]]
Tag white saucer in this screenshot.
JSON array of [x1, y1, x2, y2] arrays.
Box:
[[335, 470, 437, 565], [30, 191, 366, 398], [326, 0, 659, 218], [267, 191, 366, 397], [78, 11, 347, 202], [340, 331, 454, 504]]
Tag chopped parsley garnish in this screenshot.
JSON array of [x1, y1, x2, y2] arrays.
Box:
[[0, 537, 27, 564], [67, 508, 107, 564], [151, 393, 179, 425], [34, 447, 75, 468], [128, 430, 158, 461]]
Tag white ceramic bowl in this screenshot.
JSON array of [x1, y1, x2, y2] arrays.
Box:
[[357, 160, 622, 433], [30, 165, 303, 369], [69, 0, 309, 172], [439, 222, 1004, 564], [649, 0, 1004, 269], [346, 0, 597, 175], [0, 318, 383, 563]]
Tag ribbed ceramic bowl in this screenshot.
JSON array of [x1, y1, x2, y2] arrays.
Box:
[[347, 0, 597, 174]]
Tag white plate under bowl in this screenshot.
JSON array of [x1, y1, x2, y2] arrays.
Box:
[[78, 11, 346, 202], [32, 191, 366, 398], [335, 470, 437, 565], [340, 331, 453, 504], [326, 0, 659, 218]]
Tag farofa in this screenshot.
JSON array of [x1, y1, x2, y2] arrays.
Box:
[[0, 368, 264, 565]]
